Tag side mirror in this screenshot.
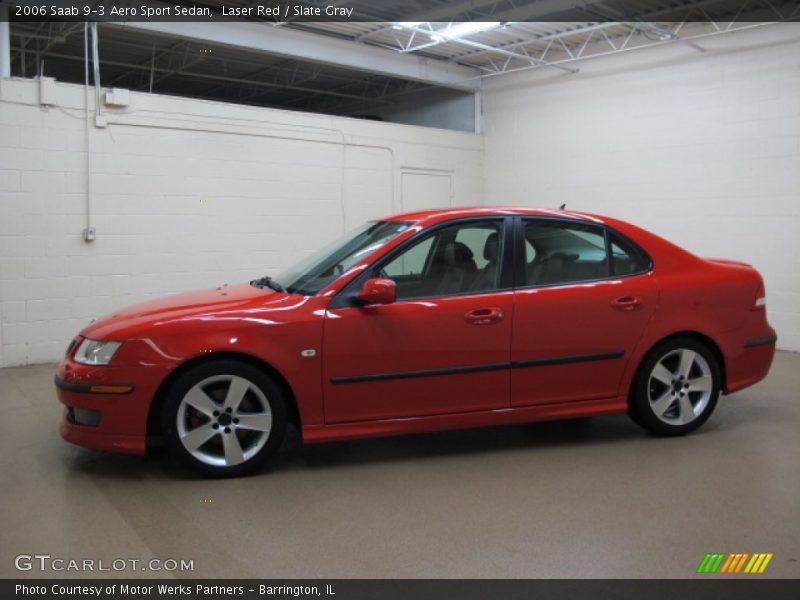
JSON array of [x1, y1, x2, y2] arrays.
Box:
[[356, 278, 396, 305]]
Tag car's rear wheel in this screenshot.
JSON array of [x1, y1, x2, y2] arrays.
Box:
[[629, 338, 721, 436], [162, 361, 287, 477]]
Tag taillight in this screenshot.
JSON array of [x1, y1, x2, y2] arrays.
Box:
[[752, 282, 766, 310]]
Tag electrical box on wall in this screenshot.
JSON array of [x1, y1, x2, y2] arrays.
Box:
[[104, 88, 130, 107], [39, 76, 57, 105]]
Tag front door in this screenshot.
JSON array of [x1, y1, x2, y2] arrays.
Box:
[[323, 218, 513, 424]]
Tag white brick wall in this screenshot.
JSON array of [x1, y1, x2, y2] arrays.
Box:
[[0, 79, 484, 367], [483, 24, 800, 351], [3, 24, 796, 366]]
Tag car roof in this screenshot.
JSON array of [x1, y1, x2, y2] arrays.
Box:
[[381, 207, 608, 226]]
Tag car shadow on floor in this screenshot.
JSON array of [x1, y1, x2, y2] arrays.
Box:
[[59, 413, 723, 481], [276, 415, 665, 472]]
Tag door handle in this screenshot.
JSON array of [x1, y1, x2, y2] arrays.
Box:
[[611, 295, 643, 311], [465, 307, 504, 325]]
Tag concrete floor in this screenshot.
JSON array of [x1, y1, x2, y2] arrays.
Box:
[[1, 352, 798, 579]]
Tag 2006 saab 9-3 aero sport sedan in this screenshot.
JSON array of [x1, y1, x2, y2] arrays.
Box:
[[55, 208, 777, 476]]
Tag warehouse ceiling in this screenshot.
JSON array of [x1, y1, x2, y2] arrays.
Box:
[[7, 0, 798, 119]]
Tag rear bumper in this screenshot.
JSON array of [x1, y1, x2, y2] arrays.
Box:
[[724, 330, 777, 394], [743, 334, 778, 349]]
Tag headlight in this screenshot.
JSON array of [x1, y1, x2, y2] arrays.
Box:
[[73, 339, 122, 366]]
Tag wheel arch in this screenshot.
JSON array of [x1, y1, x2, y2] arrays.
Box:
[[146, 351, 301, 449], [629, 331, 728, 402]]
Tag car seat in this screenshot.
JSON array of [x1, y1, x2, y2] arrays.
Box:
[[470, 232, 500, 291], [436, 241, 477, 295], [528, 252, 579, 285]]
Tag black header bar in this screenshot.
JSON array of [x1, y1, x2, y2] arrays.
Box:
[[3, 0, 799, 23]]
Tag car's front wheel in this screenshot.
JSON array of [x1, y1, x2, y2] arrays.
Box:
[[162, 360, 287, 477], [630, 338, 721, 436]]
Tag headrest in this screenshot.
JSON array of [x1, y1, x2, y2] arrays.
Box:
[[483, 232, 499, 261], [444, 241, 474, 264]]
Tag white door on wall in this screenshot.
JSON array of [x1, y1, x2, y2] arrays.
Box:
[[401, 170, 453, 213]]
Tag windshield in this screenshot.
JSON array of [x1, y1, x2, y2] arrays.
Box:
[[273, 221, 412, 296]]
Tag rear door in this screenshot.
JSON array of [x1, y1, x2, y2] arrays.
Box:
[[511, 217, 658, 406]]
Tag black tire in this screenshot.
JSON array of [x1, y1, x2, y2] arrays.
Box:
[[629, 337, 721, 436], [162, 360, 287, 477]]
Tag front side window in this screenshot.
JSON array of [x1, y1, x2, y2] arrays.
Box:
[[274, 221, 412, 296], [379, 220, 505, 300]]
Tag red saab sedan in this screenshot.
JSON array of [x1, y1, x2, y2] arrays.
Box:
[[56, 208, 776, 476]]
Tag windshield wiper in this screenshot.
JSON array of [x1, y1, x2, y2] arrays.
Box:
[[250, 276, 286, 293]]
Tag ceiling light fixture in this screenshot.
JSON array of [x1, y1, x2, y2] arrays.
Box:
[[393, 21, 506, 41], [433, 21, 505, 40]]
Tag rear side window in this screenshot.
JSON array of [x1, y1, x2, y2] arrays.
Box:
[[523, 220, 608, 286], [522, 219, 651, 286], [609, 231, 651, 276]]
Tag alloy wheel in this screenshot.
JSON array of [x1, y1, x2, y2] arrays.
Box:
[[647, 348, 713, 425], [176, 374, 273, 467]]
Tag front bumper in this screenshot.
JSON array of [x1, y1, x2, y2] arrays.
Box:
[[55, 360, 164, 455]]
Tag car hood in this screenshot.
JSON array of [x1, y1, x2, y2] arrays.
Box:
[[81, 283, 301, 340]]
